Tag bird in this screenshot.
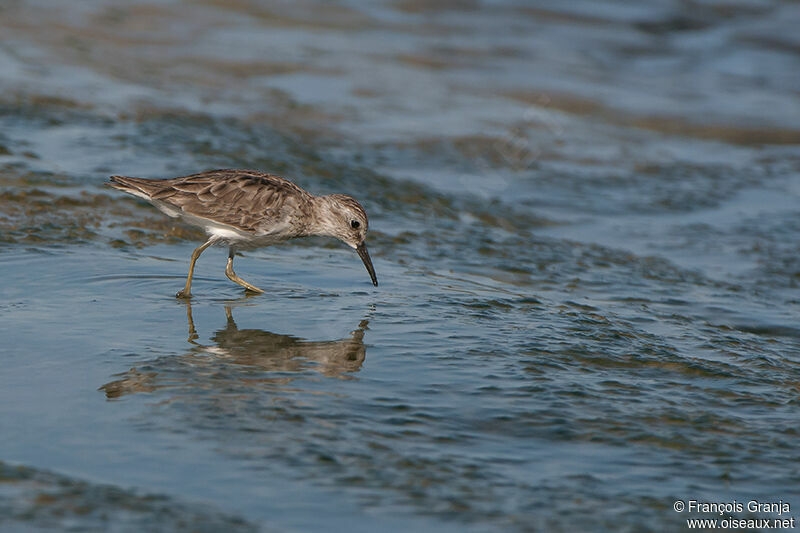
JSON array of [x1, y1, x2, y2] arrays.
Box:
[[108, 169, 378, 297]]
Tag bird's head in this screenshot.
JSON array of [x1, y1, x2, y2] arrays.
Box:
[[317, 194, 378, 287]]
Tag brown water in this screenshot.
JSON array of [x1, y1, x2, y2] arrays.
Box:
[[1, 1, 799, 531]]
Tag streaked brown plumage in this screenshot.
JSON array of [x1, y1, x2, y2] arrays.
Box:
[[109, 169, 378, 297]]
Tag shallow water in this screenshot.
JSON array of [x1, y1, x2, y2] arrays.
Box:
[[1, 1, 799, 531]]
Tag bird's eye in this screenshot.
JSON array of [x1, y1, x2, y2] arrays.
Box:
[[350, 220, 360, 229]]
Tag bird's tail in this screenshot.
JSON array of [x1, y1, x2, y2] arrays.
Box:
[[108, 175, 156, 200]]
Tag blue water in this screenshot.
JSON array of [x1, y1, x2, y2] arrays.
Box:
[[1, 1, 799, 531]]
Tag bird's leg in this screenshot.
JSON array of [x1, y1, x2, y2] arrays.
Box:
[[176, 237, 217, 298], [225, 249, 265, 294]]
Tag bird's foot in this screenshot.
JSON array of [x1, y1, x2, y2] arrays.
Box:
[[243, 285, 265, 294]]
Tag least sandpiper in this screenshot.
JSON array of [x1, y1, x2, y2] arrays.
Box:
[[109, 169, 378, 297]]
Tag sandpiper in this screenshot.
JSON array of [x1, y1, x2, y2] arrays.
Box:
[[109, 169, 378, 297]]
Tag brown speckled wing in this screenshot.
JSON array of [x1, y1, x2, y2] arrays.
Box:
[[111, 169, 312, 234]]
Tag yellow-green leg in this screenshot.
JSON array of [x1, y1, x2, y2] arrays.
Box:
[[176, 237, 217, 298], [225, 249, 264, 293]]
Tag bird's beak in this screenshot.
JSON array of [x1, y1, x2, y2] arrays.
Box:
[[356, 242, 378, 287]]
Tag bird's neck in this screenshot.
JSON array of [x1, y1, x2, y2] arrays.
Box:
[[306, 195, 340, 238]]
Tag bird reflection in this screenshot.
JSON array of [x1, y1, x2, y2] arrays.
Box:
[[100, 302, 369, 399]]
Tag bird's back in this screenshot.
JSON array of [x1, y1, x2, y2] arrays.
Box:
[[109, 169, 313, 236]]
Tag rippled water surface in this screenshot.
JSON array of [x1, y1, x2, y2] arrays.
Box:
[[1, 1, 799, 531]]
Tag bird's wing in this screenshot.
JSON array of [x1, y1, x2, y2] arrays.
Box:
[[111, 169, 311, 234]]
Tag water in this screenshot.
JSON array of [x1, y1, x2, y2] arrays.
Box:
[[1, 1, 799, 531]]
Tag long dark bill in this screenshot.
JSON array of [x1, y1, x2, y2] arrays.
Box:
[[356, 242, 378, 287]]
